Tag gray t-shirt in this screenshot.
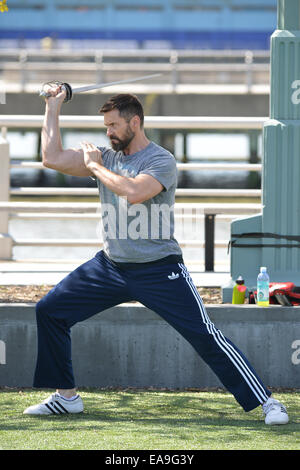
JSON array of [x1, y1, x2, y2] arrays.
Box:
[[96, 141, 182, 263]]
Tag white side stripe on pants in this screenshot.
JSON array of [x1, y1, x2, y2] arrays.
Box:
[[178, 263, 269, 404]]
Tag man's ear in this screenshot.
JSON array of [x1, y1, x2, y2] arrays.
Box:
[[130, 115, 141, 130]]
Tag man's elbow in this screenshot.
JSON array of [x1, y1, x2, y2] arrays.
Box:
[[125, 187, 147, 204], [42, 158, 52, 169], [42, 152, 58, 170], [127, 193, 145, 205], [125, 180, 163, 204], [127, 189, 158, 205]]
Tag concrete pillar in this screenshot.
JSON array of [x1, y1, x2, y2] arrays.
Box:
[[247, 130, 260, 188], [0, 127, 12, 259], [224, 0, 300, 299]]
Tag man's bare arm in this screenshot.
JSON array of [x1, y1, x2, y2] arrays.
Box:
[[81, 141, 163, 204], [42, 85, 92, 177]]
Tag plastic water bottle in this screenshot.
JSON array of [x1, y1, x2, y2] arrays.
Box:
[[257, 267, 270, 307]]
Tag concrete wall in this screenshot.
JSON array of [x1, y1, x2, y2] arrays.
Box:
[[3, 92, 269, 117], [0, 303, 299, 389]]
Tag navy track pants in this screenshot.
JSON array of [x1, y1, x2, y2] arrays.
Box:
[[33, 250, 271, 411]]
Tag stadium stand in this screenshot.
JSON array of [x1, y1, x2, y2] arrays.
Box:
[[0, 0, 277, 50]]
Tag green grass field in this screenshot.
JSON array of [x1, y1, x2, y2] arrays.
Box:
[[0, 388, 299, 451]]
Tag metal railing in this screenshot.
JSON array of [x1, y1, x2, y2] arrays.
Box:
[[1, 48, 270, 92], [0, 115, 266, 129], [0, 200, 262, 271], [0, 115, 265, 270], [0, 48, 270, 61]]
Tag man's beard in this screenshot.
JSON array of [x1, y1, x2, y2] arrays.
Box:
[[110, 126, 135, 152]]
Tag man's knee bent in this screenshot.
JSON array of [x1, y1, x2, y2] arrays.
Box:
[[35, 292, 56, 322]]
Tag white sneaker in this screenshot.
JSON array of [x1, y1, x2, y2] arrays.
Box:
[[262, 397, 289, 425], [23, 393, 84, 415]]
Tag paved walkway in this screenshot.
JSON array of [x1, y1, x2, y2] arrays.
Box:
[[0, 260, 231, 287]]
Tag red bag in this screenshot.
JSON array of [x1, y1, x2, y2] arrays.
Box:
[[249, 282, 300, 306]]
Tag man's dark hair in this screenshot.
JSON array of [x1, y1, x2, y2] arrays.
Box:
[[99, 94, 144, 127]]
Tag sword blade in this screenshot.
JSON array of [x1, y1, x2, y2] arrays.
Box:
[[71, 73, 162, 94]]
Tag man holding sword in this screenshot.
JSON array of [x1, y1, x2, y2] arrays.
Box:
[[23, 83, 288, 426]]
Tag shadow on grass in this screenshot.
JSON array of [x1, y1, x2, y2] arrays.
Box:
[[0, 388, 298, 443]]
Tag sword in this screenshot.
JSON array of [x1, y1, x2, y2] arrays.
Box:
[[39, 73, 162, 103]]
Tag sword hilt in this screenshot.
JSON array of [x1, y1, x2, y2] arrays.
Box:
[[39, 81, 73, 103]]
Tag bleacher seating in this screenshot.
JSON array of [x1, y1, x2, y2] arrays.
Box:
[[0, 0, 277, 50]]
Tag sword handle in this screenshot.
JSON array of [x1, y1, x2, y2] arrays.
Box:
[[62, 83, 73, 103], [39, 82, 73, 103]]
